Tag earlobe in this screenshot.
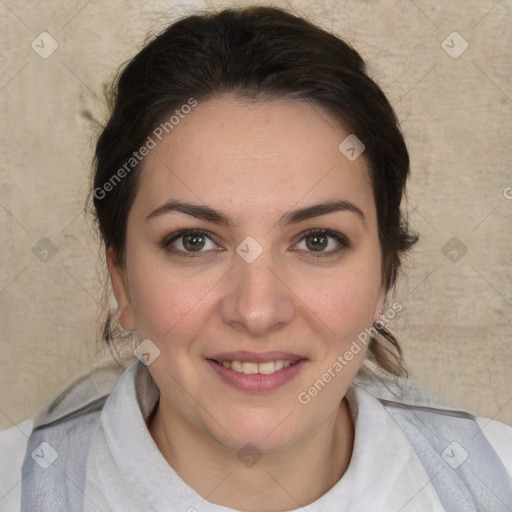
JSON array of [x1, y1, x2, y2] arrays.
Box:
[[106, 247, 136, 331]]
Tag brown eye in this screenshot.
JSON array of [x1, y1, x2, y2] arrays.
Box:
[[182, 233, 206, 251], [295, 229, 349, 256], [160, 229, 218, 257], [304, 233, 329, 252]]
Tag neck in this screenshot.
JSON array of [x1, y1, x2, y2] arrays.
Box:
[[148, 397, 355, 511]]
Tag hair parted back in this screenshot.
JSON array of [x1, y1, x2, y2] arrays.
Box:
[[91, 5, 418, 376]]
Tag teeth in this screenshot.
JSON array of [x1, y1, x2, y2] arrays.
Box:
[[242, 362, 259, 374], [231, 361, 243, 372], [219, 359, 297, 375], [258, 361, 276, 374]]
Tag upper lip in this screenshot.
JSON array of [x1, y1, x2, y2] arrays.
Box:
[[207, 351, 306, 363]]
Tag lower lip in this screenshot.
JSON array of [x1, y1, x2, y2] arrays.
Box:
[[206, 359, 307, 392]]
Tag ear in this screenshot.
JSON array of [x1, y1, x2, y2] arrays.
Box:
[[106, 247, 136, 331], [372, 284, 387, 324]]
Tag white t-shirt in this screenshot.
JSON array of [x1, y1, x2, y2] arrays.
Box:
[[1, 361, 512, 511]]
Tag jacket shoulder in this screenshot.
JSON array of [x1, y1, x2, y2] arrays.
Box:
[[476, 416, 512, 478], [33, 361, 125, 429], [0, 419, 33, 510], [0, 362, 124, 510]]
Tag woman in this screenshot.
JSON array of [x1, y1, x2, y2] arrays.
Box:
[[1, 5, 511, 511]]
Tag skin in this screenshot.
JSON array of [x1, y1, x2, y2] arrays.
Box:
[[108, 95, 386, 511]]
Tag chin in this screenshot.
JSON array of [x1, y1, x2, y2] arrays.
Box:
[[205, 407, 305, 454]]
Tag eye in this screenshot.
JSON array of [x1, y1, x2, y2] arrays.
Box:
[[160, 229, 219, 257], [294, 229, 349, 257], [160, 228, 349, 258]]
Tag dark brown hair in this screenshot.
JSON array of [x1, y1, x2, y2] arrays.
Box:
[[91, 5, 418, 375]]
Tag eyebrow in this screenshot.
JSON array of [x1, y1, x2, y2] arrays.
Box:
[[146, 199, 366, 228]]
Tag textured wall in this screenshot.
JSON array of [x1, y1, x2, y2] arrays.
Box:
[[0, 0, 511, 430]]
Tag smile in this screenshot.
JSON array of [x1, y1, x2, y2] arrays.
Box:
[[206, 357, 307, 392], [214, 359, 299, 375]]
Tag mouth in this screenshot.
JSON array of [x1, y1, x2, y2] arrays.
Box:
[[205, 352, 307, 392], [208, 358, 303, 375]]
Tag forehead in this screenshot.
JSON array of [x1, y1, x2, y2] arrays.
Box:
[[133, 96, 375, 222]]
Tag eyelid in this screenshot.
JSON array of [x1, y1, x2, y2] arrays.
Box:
[[292, 228, 349, 257], [159, 228, 349, 257], [159, 229, 219, 257]]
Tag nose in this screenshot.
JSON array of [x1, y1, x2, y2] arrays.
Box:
[[219, 246, 296, 338]]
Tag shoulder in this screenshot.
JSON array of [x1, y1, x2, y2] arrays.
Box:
[[476, 416, 512, 478], [0, 362, 125, 510], [353, 366, 512, 474], [0, 418, 33, 510]]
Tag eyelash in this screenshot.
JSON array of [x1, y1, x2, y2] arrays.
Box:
[[159, 228, 350, 258]]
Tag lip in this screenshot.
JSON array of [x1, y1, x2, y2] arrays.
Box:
[[207, 350, 305, 364], [205, 355, 307, 393]]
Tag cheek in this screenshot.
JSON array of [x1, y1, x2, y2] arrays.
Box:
[[299, 262, 382, 341], [126, 253, 214, 341]]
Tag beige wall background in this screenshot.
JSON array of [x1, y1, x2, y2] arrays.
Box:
[[0, 0, 511, 430]]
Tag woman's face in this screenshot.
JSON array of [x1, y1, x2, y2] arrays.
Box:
[[109, 95, 386, 452]]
